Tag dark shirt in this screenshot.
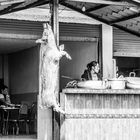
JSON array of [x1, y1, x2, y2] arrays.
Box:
[[0, 100, 7, 106], [81, 69, 102, 80]]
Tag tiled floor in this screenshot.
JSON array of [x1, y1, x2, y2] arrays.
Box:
[[0, 135, 37, 140]]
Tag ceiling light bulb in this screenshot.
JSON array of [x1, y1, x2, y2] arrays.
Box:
[[82, 6, 86, 12]]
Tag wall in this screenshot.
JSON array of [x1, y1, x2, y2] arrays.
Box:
[[9, 46, 39, 103], [59, 23, 101, 89], [3, 55, 9, 87], [102, 24, 113, 79], [60, 23, 114, 84], [0, 55, 3, 79], [0, 54, 9, 87], [60, 41, 98, 89], [113, 28, 140, 57]]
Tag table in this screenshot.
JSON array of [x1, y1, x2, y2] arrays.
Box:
[[0, 106, 20, 135]]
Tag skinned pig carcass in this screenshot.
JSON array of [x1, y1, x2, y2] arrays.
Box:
[[36, 23, 71, 114]]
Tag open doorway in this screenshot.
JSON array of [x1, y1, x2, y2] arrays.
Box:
[[0, 47, 38, 139]]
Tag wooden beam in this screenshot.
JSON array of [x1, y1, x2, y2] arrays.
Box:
[[61, 2, 110, 24], [113, 24, 140, 37], [0, 32, 39, 40], [51, 1, 60, 140], [124, 0, 140, 7], [66, 0, 127, 6], [52, 0, 59, 46], [86, 4, 108, 12], [0, 2, 24, 15], [114, 52, 140, 57], [0, 0, 25, 6], [0, 0, 22, 2], [60, 2, 111, 25], [110, 12, 140, 24], [61, 2, 140, 37], [0, 0, 50, 15], [60, 36, 98, 42]]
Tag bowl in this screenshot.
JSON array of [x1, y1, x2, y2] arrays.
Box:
[[77, 80, 108, 89], [126, 82, 140, 89], [108, 78, 126, 89], [125, 77, 140, 85]]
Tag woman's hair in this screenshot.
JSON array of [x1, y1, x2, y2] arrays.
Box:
[[1, 85, 8, 90], [87, 61, 98, 70]]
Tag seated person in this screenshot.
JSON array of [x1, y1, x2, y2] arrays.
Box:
[[0, 85, 11, 106], [0, 93, 5, 105], [81, 61, 102, 81]]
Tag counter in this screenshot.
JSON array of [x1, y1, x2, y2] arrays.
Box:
[[60, 88, 140, 140], [62, 88, 140, 94]]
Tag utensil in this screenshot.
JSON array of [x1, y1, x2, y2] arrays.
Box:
[[61, 75, 73, 80]]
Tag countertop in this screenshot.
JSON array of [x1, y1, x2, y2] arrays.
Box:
[[62, 88, 140, 94]]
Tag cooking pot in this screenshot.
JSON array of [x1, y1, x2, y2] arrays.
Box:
[[77, 80, 108, 89], [125, 72, 140, 89], [108, 78, 126, 89]]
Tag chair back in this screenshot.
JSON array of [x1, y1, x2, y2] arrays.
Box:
[[19, 104, 28, 120], [20, 104, 28, 115], [29, 102, 37, 120]]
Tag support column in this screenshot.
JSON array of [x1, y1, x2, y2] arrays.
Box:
[[52, 0, 59, 47], [51, 1, 60, 140], [102, 24, 113, 79], [38, 1, 59, 139]]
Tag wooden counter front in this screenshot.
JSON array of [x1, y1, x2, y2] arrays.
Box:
[[60, 88, 140, 140]]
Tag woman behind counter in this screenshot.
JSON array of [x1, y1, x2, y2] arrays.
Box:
[[81, 61, 102, 81]]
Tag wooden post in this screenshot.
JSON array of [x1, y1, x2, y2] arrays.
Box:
[[51, 1, 60, 140], [38, 1, 71, 140], [102, 24, 113, 79], [98, 25, 102, 76], [51, 0, 59, 47]]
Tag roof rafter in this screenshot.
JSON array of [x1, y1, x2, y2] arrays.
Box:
[[124, 0, 140, 7], [61, 2, 110, 24], [110, 12, 140, 24], [0, 0, 24, 6], [0, 0, 50, 15], [0, 1, 24, 15], [86, 4, 108, 12], [114, 24, 140, 37], [66, 0, 127, 6], [60, 1, 140, 37]]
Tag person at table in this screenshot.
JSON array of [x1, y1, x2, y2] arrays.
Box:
[[0, 85, 11, 106], [81, 61, 101, 81]]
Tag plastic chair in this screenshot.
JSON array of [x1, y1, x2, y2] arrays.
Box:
[[18, 104, 29, 134], [0, 108, 7, 135], [28, 102, 37, 134]]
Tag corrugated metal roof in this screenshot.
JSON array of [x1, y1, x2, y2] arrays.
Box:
[[59, 0, 140, 37], [0, 0, 140, 37]]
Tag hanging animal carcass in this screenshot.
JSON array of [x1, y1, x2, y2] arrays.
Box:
[[36, 23, 71, 114]]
